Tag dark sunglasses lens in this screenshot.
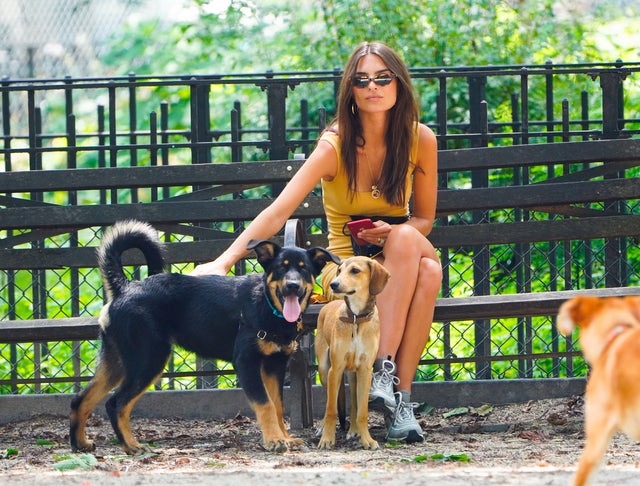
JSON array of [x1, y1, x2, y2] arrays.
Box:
[[374, 77, 393, 86], [353, 77, 370, 88]]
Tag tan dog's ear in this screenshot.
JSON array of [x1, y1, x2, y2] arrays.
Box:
[[368, 259, 391, 296], [557, 296, 601, 336]]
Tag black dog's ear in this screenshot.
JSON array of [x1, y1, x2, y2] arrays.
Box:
[[247, 239, 281, 271], [306, 247, 341, 276]]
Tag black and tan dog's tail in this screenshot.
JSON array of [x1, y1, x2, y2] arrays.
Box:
[[97, 220, 165, 301]]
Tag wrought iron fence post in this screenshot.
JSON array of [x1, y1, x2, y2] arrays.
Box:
[[598, 66, 628, 140], [468, 75, 492, 380], [266, 80, 289, 161], [190, 79, 212, 166], [597, 66, 630, 289]]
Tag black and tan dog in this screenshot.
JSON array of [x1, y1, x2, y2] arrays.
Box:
[[315, 256, 390, 449], [70, 220, 339, 455]]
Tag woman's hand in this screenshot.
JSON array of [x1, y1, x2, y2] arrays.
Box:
[[358, 220, 392, 246], [191, 260, 228, 276]]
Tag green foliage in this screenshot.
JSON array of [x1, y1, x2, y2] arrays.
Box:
[[103, 0, 631, 76], [0, 448, 19, 458], [95, 0, 640, 153], [52, 453, 99, 471]]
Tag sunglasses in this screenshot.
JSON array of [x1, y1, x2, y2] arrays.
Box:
[[351, 72, 397, 89]]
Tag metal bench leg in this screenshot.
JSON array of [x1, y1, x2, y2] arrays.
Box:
[[288, 339, 314, 428]]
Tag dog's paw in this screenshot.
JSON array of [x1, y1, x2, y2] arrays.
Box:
[[346, 429, 360, 440], [263, 439, 288, 453], [286, 437, 305, 448], [124, 443, 157, 456], [71, 439, 95, 453], [317, 433, 336, 449], [360, 437, 379, 450], [317, 439, 335, 450]]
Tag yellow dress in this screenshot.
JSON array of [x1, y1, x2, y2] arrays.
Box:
[[318, 129, 418, 297]]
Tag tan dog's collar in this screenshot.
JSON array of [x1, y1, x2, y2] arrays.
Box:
[[339, 311, 374, 324]]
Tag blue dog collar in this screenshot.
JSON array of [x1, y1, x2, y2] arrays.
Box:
[[265, 294, 285, 319]]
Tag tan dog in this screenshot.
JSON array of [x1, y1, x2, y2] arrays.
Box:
[[315, 256, 390, 449], [557, 295, 640, 486]]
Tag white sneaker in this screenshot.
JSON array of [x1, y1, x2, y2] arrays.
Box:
[[386, 392, 424, 443], [368, 359, 399, 415]]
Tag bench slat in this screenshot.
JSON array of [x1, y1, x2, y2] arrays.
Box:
[[438, 138, 640, 171], [298, 287, 640, 325], [0, 316, 100, 343], [6, 288, 638, 344]]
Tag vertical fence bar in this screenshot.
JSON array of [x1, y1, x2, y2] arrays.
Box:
[[266, 80, 289, 161], [108, 83, 118, 204], [97, 105, 106, 202], [68, 88, 82, 389], [128, 74, 139, 204], [29, 94, 46, 391], [2, 77, 19, 392], [599, 68, 627, 288], [160, 102, 170, 200], [545, 61, 555, 142], [190, 79, 212, 166], [231, 101, 242, 163], [231, 104, 246, 279], [299, 99, 310, 156], [436, 71, 452, 380], [467, 75, 491, 380]]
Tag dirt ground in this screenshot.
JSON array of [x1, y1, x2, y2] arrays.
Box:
[[2, 395, 640, 485]]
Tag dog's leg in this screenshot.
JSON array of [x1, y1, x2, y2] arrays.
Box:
[[353, 367, 378, 450], [573, 400, 616, 486], [106, 341, 170, 456], [70, 357, 122, 452], [318, 358, 347, 449], [105, 371, 163, 456], [235, 351, 292, 453], [262, 362, 304, 448]]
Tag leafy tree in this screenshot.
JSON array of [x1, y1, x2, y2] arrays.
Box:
[[104, 0, 634, 75]]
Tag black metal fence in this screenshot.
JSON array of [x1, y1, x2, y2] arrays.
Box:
[[2, 62, 640, 394]]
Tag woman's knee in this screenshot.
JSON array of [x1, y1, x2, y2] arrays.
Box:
[[386, 224, 424, 254], [418, 256, 442, 292]]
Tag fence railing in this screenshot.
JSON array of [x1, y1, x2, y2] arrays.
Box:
[[2, 62, 640, 395]]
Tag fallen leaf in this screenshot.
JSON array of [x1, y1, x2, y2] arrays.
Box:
[[517, 430, 548, 442], [547, 412, 567, 426], [52, 453, 98, 471], [1, 448, 19, 459], [471, 404, 493, 416], [415, 402, 435, 416], [443, 407, 469, 418]]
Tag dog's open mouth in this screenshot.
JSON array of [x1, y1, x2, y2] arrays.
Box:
[[282, 294, 301, 322]]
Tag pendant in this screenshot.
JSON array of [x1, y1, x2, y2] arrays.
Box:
[[371, 185, 381, 199]]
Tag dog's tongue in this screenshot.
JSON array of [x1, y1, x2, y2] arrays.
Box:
[[283, 295, 301, 322]]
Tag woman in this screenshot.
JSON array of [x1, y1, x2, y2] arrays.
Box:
[[193, 41, 442, 443]]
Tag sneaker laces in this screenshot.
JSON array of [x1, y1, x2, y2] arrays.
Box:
[[372, 360, 400, 390], [393, 392, 419, 425]]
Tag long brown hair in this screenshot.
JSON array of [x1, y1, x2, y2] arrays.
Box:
[[333, 41, 419, 207]]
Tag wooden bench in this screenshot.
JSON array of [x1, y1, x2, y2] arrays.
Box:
[[2, 137, 640, 427]]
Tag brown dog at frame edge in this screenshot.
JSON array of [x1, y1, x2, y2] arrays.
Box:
[[315, 256, 391, 449], [557, 295, 640, 486]]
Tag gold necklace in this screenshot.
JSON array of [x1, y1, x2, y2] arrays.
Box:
[[363, 149, 383, 199]]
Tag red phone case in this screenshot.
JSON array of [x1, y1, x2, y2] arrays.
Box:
[[347, 218, 374, 246]]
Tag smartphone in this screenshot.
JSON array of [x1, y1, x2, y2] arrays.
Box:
[[346, 218, 375, 246]]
